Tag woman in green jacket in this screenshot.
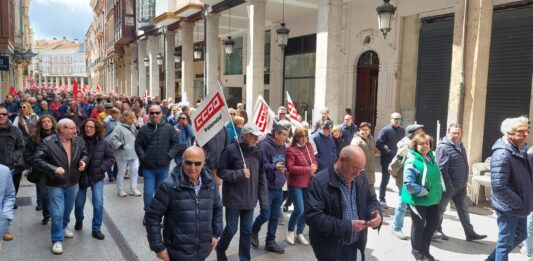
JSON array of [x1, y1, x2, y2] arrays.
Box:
[[401, 134, 444, 261]]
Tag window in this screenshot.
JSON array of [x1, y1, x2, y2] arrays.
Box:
[[224, 36, 243, 75]]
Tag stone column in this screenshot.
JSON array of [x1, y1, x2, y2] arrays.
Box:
[[147, 35, 160, 98], [205, 12, 220, 93], [67, 77, 71, 90], [447, 0, 493, 166], [138, 40, 147, 97], [130, 43, 139, 96], [124, 49, 132, 96], [165, 30, 176, 100], [269, 24, 283, 110], [182, 22, 194, 103], [314, 0, 342, 123], [245, 0, 266, 116]]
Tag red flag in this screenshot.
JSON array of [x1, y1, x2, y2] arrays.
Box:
[[73, 79, 83, 101], [9, 86, 17, 96], [82, 84, 89, 94], [96, 83, 102, 93], [286, 91, 303, 130]]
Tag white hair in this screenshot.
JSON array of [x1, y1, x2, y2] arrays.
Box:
[[320, 108, 329, 114], [56, 118, 75, 132], [500, 116, 529, 135]]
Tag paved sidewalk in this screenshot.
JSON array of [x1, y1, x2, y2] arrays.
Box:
[[1, 171, 531, 261]]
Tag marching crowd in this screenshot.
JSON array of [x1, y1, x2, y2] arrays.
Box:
[[0, 89, 531, 261]]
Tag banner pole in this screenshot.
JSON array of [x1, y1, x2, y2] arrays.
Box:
[[217, 81, 247, 169]]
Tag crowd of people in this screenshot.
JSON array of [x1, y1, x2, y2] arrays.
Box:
[[0, 89, 531, 261]]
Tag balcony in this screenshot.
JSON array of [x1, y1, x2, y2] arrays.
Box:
[[138, 0, 155, 31], [174, 0, 203, 18], [154, 0, 181, 26]]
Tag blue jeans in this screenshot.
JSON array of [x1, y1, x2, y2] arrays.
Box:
[[524, 212, 533, 255], [217, 208, 254, 261], [288, 186, 307, 234], [487, 211, 528, 261], [393, 190, 407, 231], [252, 189, 283, 242], [379, 156, 392, 202], [48, 186, 79, 243], [74, 179, 104, 232], [143, 167, 169, 210]]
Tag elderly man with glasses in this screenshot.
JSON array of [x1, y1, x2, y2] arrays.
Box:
[[135, 105, 179, 212], [145, 146, 223, 261]]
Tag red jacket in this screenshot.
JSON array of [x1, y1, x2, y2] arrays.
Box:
[[286, 143, 317, 188]]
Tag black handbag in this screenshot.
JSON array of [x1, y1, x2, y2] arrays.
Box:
[[26, 169, 40, 184], [79, 172, 90, 189]]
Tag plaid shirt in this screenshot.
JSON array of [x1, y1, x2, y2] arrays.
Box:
[[335, 171, 359, 244]]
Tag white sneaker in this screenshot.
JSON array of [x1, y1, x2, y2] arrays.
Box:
[[129, 188, 142, 196], [64, 228, 74, 239], [296, 234, 309, 245], [392, 229, 409, 240], [52, 241, 63, 255], [286, 231, 295, 245], [521, 246, 532, 257], [118, 189, 127, 197]]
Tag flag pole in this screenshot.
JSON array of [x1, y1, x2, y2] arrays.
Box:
[[217, 81, 247, 169]]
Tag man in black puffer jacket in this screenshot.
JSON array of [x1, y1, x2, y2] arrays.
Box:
[[145, 147, 223, 261], [135, 105, 179, 210]]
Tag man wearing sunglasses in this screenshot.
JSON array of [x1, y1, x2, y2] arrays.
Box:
[[145, 146, 222, 261], [216, 123, 269, 261], [376, 112, 405, 209], [135, 105, 179, 211]]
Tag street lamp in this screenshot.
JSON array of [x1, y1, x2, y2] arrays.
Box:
[[156, 53, 163, 65], [193, 44, 203, 60], [376, 0, 397, 39], [276, 0, 290, 49], [143, 56, 150, 67], [224, 8, 235, 55]]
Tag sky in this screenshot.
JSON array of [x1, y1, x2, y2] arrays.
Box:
[[30, 0, 92, 42]]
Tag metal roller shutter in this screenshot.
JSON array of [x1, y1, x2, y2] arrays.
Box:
[[482, 7, 533, 159], [415, 18, 454, 140]]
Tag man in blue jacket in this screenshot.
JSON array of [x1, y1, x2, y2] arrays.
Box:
[[435, 123, 486, 241], [312, 120, 337, 171], [305, 145, 382, 261], [487, 116, 533, 261], [251, 124, 289, 254], [339, 114, 358, 150], [375, 112, 404, 209], [0, 164, 15, 241], [145, 146, 223, 261]]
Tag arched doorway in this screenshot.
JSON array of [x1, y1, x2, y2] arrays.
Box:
[[355, 50, 379, 133]]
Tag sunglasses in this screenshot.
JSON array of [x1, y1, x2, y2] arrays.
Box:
[[0, 113, 8, 116], [149, 111, 162, 115], [184, 160, 203, 166], [392, 118, 402, 121]]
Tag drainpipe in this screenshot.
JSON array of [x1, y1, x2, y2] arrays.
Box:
[[457, 0, 468, 125]]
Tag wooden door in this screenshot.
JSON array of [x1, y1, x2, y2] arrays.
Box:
[[355, 67, 378, 133]]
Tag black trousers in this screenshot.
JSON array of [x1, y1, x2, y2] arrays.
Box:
[[408, 204, 440, 257]]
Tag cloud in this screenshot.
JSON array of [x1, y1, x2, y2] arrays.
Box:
[[31, 0, 92, 41]]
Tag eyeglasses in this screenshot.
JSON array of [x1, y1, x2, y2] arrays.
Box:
[[184, 160, 203, 166], [392, 118, 402, 121], [149, 111, 162, 115], [0, 113, 8, 116]]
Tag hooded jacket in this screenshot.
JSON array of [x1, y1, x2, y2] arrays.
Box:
[[490, 137, 533, 217], [145, 165, 223, 261], [259, 134, 287, 190], [217, 142, 268, 210], [0, 122, 25, 169], [135, 119, 178, 169]]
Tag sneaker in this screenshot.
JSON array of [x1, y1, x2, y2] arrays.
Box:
[[129, 188, 142, 196], [64, 228, 74, 239], [265, 240, 285, 254], [2, 232, 13, 241], [41, 216, 50, 225], [392, 229, 409, 240], [380, 201, 389, 209], [117, 189, 127, 197], [286, 231, 295, 245], [251, 232, 259, 248], [296, 234, 309, 245], [92, 230, 105, 240], [216, 247, 228, 261], [51, 241, 63, 255], [74, 220, 83, 230]]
